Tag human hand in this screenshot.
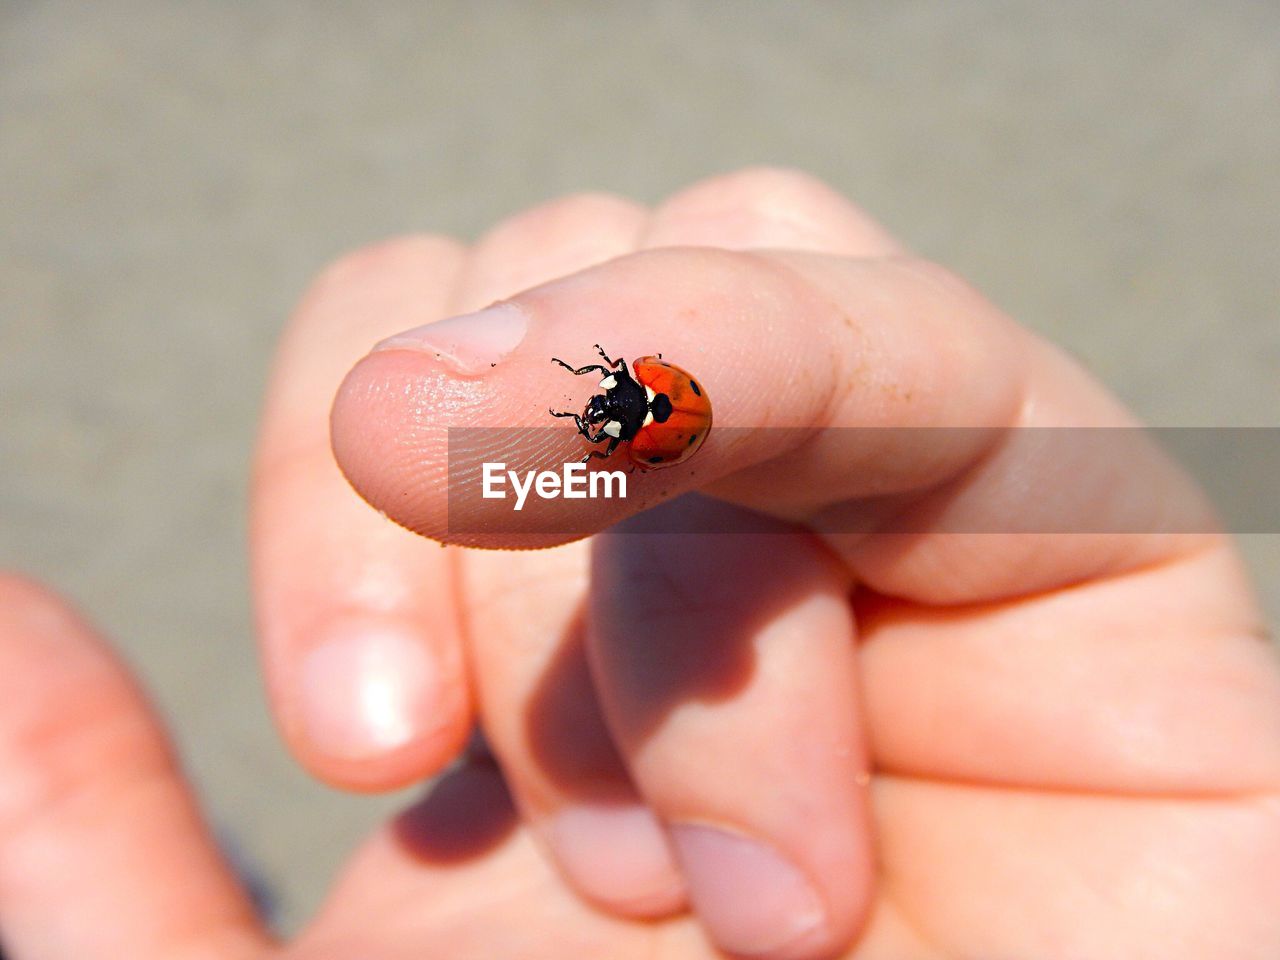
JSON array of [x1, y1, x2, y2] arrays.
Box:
[[247, 168, 1280, 958], [0, 574, 779, 960]]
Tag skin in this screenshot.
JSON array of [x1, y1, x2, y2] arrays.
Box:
[[1, 168, 1278, 959]]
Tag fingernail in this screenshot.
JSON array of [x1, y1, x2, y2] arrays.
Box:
[[545, 804, 684, 914], [372, 302, 529, 374], [669, 824, 827, 957], [298, 620, 438, 761]]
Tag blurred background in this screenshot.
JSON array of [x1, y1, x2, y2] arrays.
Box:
[[2, 0, 1277, 933]]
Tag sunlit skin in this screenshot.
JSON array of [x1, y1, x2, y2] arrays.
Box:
[[2, 170, 1278, 959]]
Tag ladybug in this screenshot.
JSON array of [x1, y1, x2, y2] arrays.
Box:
[[549, 344, 712, 469]]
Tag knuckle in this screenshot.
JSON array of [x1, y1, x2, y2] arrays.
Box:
[[476, 191, 645, 250], [663, 165, 843, 216], [306, 233, 465, 303], [284, 232, 466, 346], [720, 164, 841, 201], [891, 256, 1005, 322]]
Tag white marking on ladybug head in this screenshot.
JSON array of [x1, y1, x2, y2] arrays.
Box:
[[599, 375, 617, 389], [644, 385, 656, 402], [642, 410, 654, 428], [603, 420, 623, 438]]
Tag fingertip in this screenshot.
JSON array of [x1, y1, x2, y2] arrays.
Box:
[[669, 823, 857, 960], [288, 723, 473, 794], [273, 612, 473, 792], [330, 348, 459, 540], [331, 338, 637, 549], [542, 803, 687, 918]]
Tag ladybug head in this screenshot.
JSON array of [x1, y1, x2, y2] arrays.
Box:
[[582, 393, 611, 424]]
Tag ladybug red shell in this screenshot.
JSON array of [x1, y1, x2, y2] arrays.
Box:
[[549, 344, 712, 469]]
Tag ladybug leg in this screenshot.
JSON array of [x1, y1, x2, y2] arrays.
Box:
[[549, 409, 617, 445], [581, 437, 621, 463], [592, 344, 625, 368], [551, 358, 613, 377], [548, 408, 593, 438]]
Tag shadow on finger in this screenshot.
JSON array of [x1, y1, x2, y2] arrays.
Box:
[[587, 494, 838, 744], [392, 758, 518, 865]]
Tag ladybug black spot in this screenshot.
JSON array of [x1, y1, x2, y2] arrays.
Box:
[[689, 380, 702, 397], [648, 456, 664, 464], [688, 433, 698, 445], [651, 393, 673, 423]]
